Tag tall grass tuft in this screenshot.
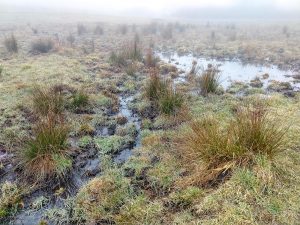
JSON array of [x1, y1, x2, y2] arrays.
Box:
[[145, 69, 167, 102], [145, 69, 183, 116], [145, 48, 158, 68], [158, 88, 183, 116], [21, 113, 71, 183], [71, 91, 89, 110], [199, 65, 220, 96], [4, 34, 18, 53], [109, 35, 142, 67], [177, 104, 287, 186], [32, 86, 65, 117]]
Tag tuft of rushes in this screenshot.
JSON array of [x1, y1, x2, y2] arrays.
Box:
[[158, 88, 183, 116], [32, 86, 65, 116], [21, 113, 71, 183], [177, 104, 287, 186], [71, 91, 89, 110], [199, 65, 220, 96]]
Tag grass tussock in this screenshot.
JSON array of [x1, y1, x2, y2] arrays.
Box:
[[76, 169, 132, 223], [145, 69, 167, 101], [158, 88, 183, 116], [31, 39, 54, 54], [145, 69, 183, 116], [71, 90, 89, 110], [177, 103, 287, 186], [109, 35, 142, 67], [20, 113, 71, 183], [32, 86, 65, 116], [145, 48, 159, 68], [199, 65, 220, 96], [4, 34, 18, 53]]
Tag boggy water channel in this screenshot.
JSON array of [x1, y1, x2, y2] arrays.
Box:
[[11, 94, 142, 225], [158, 52, 300, 91]]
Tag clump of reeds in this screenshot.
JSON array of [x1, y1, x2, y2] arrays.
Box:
[[21, 113, 71, 183], [177, 103, 287, 186], [145, 69, 183, 116], [198, 65, 220, 96]]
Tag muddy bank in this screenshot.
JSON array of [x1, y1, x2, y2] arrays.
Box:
[[10, 93, 142, 225]]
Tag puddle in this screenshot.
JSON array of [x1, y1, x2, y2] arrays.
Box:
[[158, 52, 300, 90]]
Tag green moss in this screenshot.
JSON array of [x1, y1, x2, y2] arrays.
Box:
[[115, 195, 163, 225], [147, 159, 179, 195], [76, 169, 132, 222], [78, 135, 93, 148], [96, 95, 112, 107], [70, 91, 89, 110], [95, 135, 125, 154], [52, 154, 72, 175], [169, 186, 203, 208], [115, 123, 137, 138]]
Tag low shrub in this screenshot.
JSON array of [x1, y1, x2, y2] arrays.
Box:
[[31, 39, 54, 54], [4, 34, 18, 53], [199, 65, 220, 96], [0, 65, 3, 76]]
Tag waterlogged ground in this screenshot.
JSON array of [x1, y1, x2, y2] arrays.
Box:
[[0, 13, 300, 225], [158, 52, 300, 90]]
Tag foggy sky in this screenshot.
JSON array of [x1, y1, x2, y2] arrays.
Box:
[[1, 0, 300, 19]]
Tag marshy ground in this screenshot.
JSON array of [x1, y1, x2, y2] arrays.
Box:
[[0, 12, 300, 225]]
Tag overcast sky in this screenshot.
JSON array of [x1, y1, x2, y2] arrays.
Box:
[[1, 0, 300, 18]]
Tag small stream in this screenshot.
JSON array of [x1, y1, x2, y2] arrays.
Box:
[[12, 94, 142, 225], [114, 96, 141, 164], [158, 52, 300, 90]]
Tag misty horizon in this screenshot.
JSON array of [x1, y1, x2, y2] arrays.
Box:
[[1, 0, 300, 20]]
